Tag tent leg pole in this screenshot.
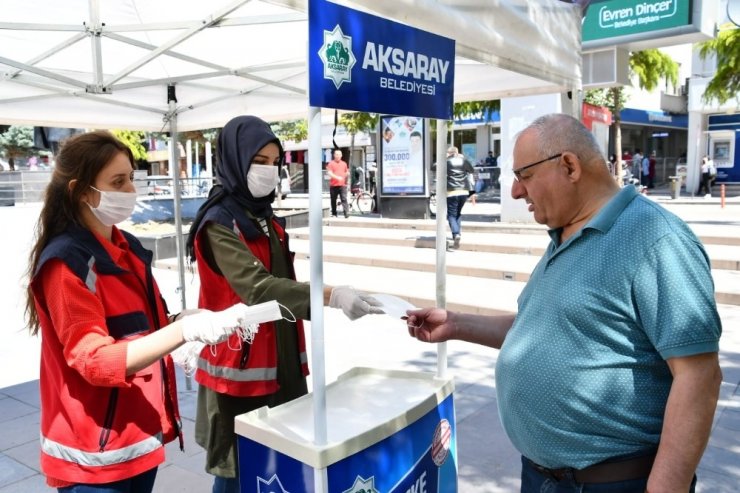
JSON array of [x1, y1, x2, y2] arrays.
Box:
[[308, 106, 328, 458], [435, 119, 448, 379], [168, 87, 190, 391]]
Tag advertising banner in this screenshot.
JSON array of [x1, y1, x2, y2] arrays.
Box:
[[380, 115, 426, 195], [582, 0, 692, 43], [308, 0, 455, 120]]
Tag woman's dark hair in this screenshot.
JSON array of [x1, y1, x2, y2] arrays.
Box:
[[25, 131, 134, 335]]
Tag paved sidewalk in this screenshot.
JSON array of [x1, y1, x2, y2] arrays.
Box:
[[1, 190, 739, 492]]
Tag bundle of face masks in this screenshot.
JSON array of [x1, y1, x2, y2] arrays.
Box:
[[171, 300, 295, 375]]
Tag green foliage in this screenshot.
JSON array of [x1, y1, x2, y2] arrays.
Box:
[[629, 48, 678, 92], [339, 112, 378, 136], [452, 100, 500, 122], [583, 88, 628, 113], [585, 48, 677, 172], [697, 23, 740, 105], [0, 126, 35, 168], [200, 128, 219, 143], [586, 48, 678, 108], [149, 129, 219, 147], [271, 119, 308, 143], [111, 130, 148, 161]]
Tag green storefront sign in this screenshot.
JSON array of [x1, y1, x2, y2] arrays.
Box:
[[583, 0, 692, 42]]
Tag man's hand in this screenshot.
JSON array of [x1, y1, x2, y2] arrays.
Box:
[[405, 308, 456, 343], [405, 309, 515, 349]]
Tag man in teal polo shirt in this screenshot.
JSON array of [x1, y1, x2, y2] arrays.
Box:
[[405, 113, 722, 492]]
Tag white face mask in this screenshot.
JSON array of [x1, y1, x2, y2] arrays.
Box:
[[247, 164, 279, 198], [87, 186, 138, 226]]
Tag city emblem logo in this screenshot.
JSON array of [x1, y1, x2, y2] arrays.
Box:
[[318, 24, 356, 89], [257, 473, 289, 493], [342, 475, 379, 493]]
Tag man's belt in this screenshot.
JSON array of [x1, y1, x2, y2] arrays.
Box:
[[527, 452, 656, 484]]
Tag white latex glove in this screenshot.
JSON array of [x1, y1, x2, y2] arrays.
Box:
[[169, 308, 203, 324], [171, 341, 205, 375], [329, 286, 384, 320], [181, 303, 248, 344]]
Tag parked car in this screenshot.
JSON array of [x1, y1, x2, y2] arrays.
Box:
[[146, 175, 173, 196]]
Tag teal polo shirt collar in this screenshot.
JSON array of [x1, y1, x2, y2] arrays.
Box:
[[547, 185, 639, 249]]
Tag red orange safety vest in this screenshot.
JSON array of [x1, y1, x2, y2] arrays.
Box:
[[32, 226, 182, 485], [193, 197, 309, 397]]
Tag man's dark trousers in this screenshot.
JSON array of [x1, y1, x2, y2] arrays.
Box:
[[330, 185, 349, 218]]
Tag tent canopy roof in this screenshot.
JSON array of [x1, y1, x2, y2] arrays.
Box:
[[0, 0, 581, 131]]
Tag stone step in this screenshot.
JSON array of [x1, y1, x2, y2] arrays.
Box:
[[290, 226, 550, 256], [321, 216, 740, 247], [292, 225, 740, 271], [322, 216, 548, 235], [156, 231, 740, 307], [289, 238, 538, 283], [293, 259, 522, 316]]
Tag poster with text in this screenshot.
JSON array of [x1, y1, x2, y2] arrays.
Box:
[[380, 115, 425, 195]]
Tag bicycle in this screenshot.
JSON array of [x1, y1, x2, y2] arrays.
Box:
[[336, 186, 375, 215], [428, 190, 437, 217], [428, 177, 438, 217]]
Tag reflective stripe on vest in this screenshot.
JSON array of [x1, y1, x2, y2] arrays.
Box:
[[197, 357, 277, 382], [85, 257, 97, 293], [40, 432, 163, 467], [300, 351, 307, 365]]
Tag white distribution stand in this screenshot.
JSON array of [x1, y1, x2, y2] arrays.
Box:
[[235, 368, 456, 493]]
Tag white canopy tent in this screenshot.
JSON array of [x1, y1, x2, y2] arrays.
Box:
[[0, 0, 581, 131]]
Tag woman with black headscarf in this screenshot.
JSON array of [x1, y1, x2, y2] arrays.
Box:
[[186, 115, 381, 493]]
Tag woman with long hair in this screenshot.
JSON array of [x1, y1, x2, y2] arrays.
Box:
[[26, 130, 247, 492]]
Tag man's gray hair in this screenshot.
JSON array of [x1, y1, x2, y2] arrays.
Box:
[[447, 146, 458, 155], [525, 114, 605, 167]]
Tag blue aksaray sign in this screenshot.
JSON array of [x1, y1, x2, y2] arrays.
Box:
[[308, 0, 455, 120]]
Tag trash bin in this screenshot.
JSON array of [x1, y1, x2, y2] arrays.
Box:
[[668, 176, 680, 200]]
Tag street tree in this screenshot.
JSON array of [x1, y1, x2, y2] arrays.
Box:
[[111, 130, 148, 163], [450, 100, 501, 158], [697, 23, 740, 105], [271, 119, 308, 144], [585, 48, 678, 181], [0, 125, 34, 171], [453, 100, 500, 122], [339, 112, 378, 168], [147, 129, 220, 175], [425, 100, 500, 162]]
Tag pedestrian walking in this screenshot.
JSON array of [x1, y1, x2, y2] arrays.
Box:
[[327, 149, 350, 218], [442, 146, 475, 249]]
